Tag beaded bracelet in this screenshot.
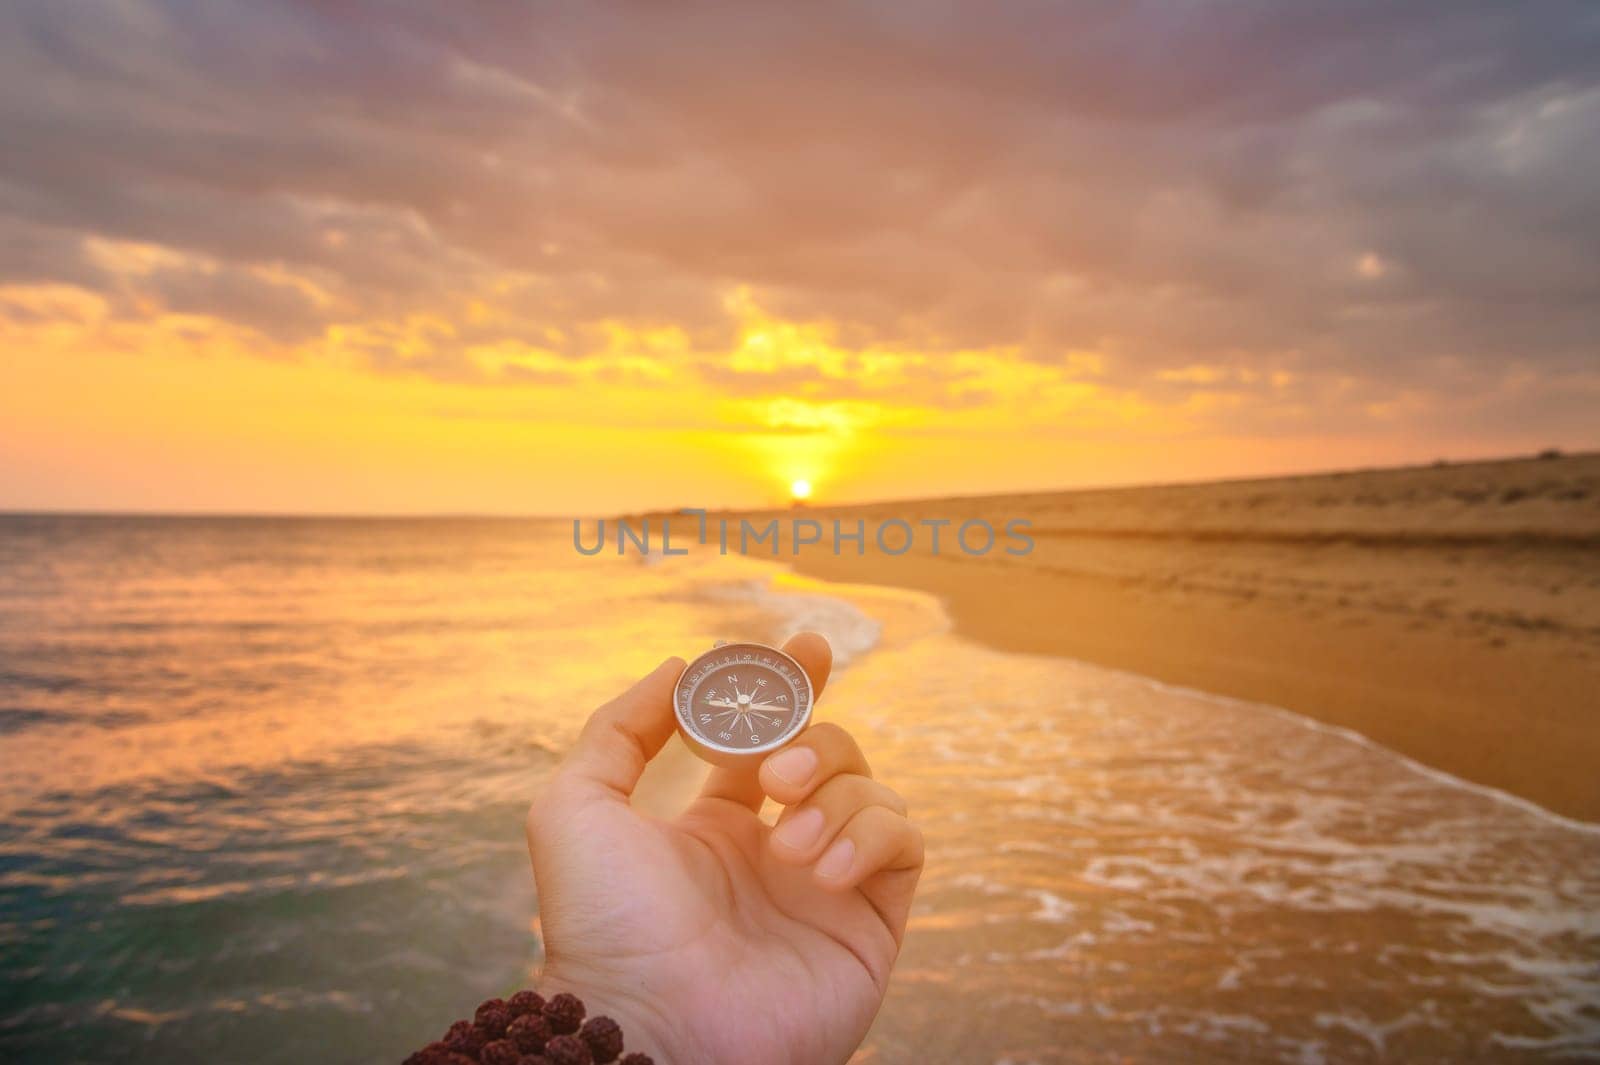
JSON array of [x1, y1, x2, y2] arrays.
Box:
[[403, 989, 655, 1065]]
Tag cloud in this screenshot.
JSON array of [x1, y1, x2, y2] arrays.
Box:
[[1, 0, 1597, 440]]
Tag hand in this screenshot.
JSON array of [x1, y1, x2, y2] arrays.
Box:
[[524, 633, 923, 1065]]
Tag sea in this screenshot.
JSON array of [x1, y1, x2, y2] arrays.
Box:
[[0, 515, 1596, 1063]]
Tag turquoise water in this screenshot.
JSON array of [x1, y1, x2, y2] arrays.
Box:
[[1, 516, 1597, 1062]]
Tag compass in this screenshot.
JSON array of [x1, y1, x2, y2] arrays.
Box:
[[674, 641, 814, 767]]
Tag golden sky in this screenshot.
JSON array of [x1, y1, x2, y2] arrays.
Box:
[[2, 3, 1597, 513]]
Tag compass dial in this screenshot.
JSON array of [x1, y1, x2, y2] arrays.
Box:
[[674, 642, 814, 766]]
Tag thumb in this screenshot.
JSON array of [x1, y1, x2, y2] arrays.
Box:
[[558, 655, 685, 798]]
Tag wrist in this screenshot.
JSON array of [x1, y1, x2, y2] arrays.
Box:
[[539, 961, 695, 1065]]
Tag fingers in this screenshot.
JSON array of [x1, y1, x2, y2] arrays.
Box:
[[854, 815, 924, 945], [695, 632, 833, 812], [822, 806, 925, 887], [769, 774, 907, 863], [758, 719, 923, 934], [557, 655, 685, 799], [769, 776, 922, 891], [758, 721, 870, 806]]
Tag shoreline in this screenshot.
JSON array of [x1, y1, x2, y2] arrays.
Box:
[[752, 453, 1600, 822], [765, 557, 1600, 834]]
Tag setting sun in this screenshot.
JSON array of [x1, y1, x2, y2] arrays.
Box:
[[790, 479, 813, 501]]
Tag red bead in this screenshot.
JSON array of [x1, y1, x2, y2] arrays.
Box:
[[508, 989, 546, 1018], [443, 1019, 485, 1056], [579, 1016, 624, 1063], [544, 1033, 594, 1065], [508, 1012, 553, 1054], [481, 1039, 522, 1065], [542, 993, 585, 1035], [477, 1005, 512, 1039], [619, 1054, 655, 1065]]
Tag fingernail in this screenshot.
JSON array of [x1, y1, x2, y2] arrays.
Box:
[[773, 807, 825, 851], [815, 838, 855, 879], [765, 746, 817, 786]]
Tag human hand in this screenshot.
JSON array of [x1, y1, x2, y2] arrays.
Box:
[[524, 633, 923, 1065]]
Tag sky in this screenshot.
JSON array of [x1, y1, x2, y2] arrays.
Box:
[[2, 1, 1598, 514]]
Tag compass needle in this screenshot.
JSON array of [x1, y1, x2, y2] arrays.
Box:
[[674, 642, 815, 767]]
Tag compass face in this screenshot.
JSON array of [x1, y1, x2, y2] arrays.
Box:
[[674, 642, 813, 764]]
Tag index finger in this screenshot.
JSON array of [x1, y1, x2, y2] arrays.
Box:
[[555, 654, 685, 800]]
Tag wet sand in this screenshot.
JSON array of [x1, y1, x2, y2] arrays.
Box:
[[755, 453, 1600, 821]]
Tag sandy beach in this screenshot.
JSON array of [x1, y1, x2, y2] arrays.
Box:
[[715, 453, 1600, 822]]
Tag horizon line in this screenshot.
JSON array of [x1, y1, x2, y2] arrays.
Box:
[[1, 447, 1591, 522]]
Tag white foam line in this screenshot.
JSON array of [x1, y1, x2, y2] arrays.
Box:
[[760, 558, 1600, 837], [695, 557, 886, 668], [1128, 670, 1600, 837]]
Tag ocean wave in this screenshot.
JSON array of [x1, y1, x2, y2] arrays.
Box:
[[683, 572, 884, 669]]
